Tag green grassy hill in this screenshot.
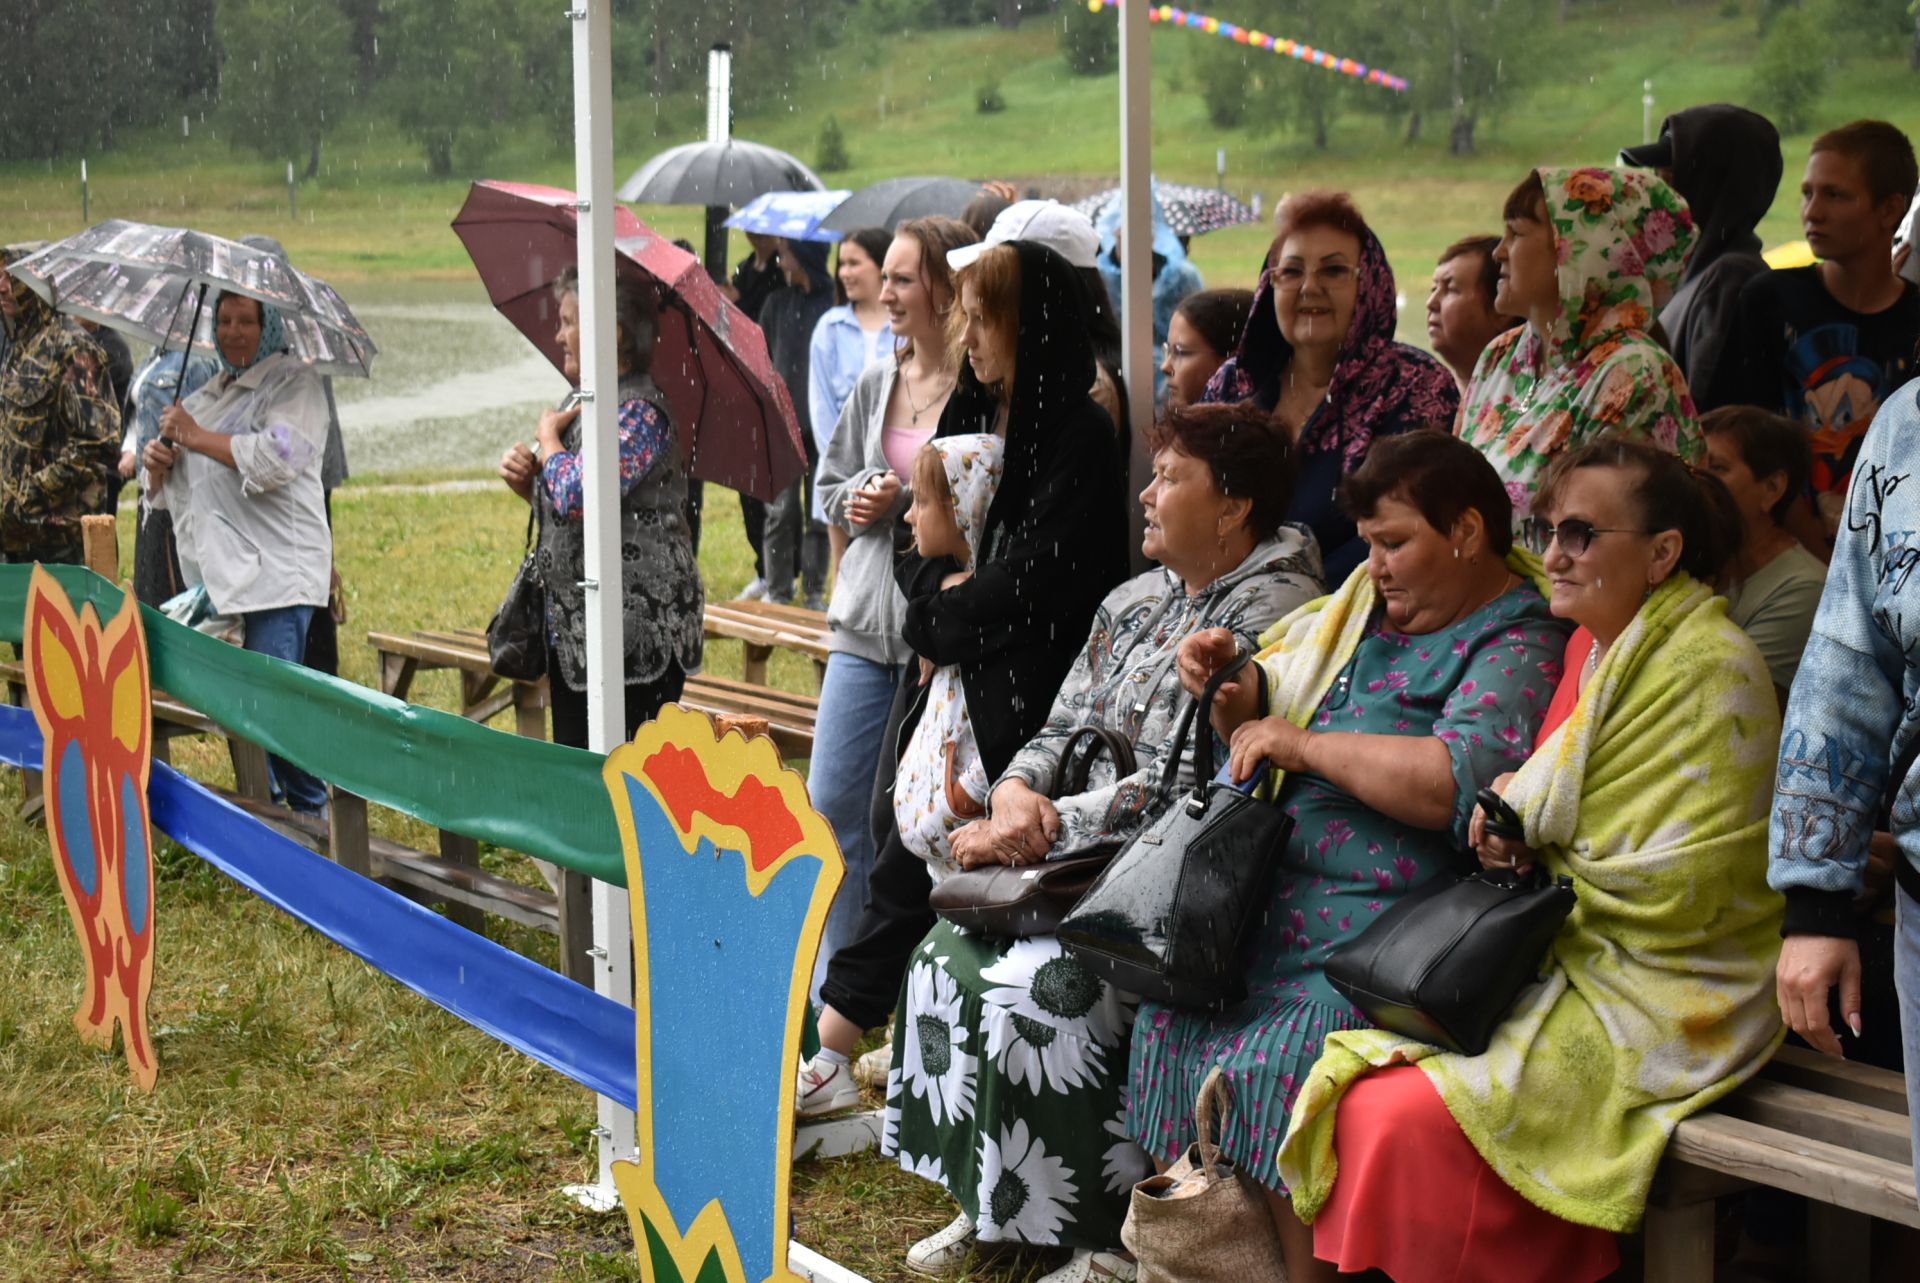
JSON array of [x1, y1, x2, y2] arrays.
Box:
[[2, 0, 1915, 299]]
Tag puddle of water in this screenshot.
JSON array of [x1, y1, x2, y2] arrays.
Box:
[[330, 280, 569, 477]]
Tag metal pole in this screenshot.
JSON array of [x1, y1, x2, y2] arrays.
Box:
[[1119, 0, 1154, 575], [1642, 79, 1654, 146], [704, 46, 733, 285], [566, 0, 635, 1211], [288, 161, 297, 222], [81, 159, 89, 223]]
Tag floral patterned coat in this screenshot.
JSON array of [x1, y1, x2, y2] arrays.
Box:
[[1459, 166, 1704, 525]]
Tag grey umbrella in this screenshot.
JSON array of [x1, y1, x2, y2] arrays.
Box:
[[617, 139, 824, 208], [817, 176, 985, 234]]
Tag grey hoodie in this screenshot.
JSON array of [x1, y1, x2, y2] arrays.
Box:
[[816, 358, 913, 665]]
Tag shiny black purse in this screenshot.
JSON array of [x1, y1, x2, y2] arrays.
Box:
[[1324, 790, 1576, 1056], [1058, 654, 1294, 1010], [487, 505, 547, 682]]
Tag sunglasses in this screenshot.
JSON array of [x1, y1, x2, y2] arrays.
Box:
[[1520, 517, 1650, 557]]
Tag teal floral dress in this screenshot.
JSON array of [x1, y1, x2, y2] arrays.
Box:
[[1125, 583, 1571, 1192], [1459, 166, 1703, 527]]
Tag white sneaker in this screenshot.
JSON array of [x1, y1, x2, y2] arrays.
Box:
[[904, 1213, 978, 1276], [853, 1041, 893, 1088], [1035, 1251, 1138, 1283], [794, 1053, 861, 1118], [739, 576, 769, 601]]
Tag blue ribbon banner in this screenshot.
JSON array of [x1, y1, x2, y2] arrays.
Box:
[[0, 703, 637, 1110]]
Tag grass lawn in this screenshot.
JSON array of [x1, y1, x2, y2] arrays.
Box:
[[0, 487, 1067, 1282]]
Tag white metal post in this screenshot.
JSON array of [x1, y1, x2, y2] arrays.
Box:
[[1119, 0, 1154, 574], [567, 0, 636, 1210]]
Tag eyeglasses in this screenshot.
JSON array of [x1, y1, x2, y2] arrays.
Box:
[[1520, 517, 1651, 557]]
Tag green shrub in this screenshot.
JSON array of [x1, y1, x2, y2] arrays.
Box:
[[1060, 2, 1118, 76], [817, 114, 851, 173], [976, 77, 1007, 113], [1750, 7, 1829, 132]]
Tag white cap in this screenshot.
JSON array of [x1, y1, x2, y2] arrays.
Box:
[[947, 200, 1101, 272]]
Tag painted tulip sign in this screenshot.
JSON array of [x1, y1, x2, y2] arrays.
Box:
[[604, 706, 846, 1283]]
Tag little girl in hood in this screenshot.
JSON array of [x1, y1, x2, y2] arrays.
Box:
[[891, 433, 1005, 881]]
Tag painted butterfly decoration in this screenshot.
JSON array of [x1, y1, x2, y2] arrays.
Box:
[[24, 567, 159, 1091]]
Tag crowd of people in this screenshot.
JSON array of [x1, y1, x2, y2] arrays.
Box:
[[8, 90, 1920, 1283], [763, 107, 1917, 1283]]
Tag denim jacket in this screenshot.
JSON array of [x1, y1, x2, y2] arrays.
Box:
[[1769, 376, 1920, 935]]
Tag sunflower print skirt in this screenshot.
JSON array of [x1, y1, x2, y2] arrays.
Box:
[[882, 918, 1153, 1250]]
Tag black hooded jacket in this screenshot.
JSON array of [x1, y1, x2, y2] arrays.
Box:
[[1652, 105, 1782, 399], [895, 239, 1132, 780], [759, 238, 837, 449]]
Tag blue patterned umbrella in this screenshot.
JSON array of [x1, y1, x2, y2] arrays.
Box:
[[1073, 182, 1258, 238], [723, 190, 851, 243]]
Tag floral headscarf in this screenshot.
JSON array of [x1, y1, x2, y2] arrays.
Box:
[[1459, 167, 1703, 525], [213, 293, 290, 377], [1201, 222, 1458, 472], [931, 432, 1004, 566]]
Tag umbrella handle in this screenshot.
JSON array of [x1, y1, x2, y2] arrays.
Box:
[[169, 282, 210, 409]]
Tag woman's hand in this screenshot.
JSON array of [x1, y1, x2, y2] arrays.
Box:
[[1182, 627, 1260, 738], [536, 402, 581, 457], [157, 405, 203, 453], [118, 449, 137, 479], [1227, 715, 1309, 784], [847, 471, 901, 527], [499, 442, 537, 503], [142, 438, 176, 486], [950, 821, 1004, 870], [939, 569, 973, 592], [1469, 772, 1537, 874], [987, 778, 1059, 863], [917, 656, 936, 687]]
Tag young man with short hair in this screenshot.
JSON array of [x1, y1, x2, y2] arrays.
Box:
[[1706, 119, 1920, 542]]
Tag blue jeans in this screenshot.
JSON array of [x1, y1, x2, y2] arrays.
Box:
[[808, 652, 904, 1001], [1899, 881, 1920, 1204], [243, 604, 329, 815]]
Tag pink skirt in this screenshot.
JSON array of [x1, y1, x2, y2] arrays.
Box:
[[1312, 1066, 1620, 1283]]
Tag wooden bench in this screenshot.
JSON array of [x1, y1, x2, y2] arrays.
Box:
[[702, 598, 831, 690], [365, 626, 819, 760], [1647, 1045, 1918, 1282]]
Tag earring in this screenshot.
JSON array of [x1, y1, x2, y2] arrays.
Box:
[[1596, 576, 1606, 589], [1452, 547, 1460, 560]]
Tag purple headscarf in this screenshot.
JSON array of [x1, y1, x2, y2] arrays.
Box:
[[1202, 223, 1459, 472]]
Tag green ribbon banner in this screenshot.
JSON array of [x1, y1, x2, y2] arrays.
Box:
[[0, 565, 624, 885]]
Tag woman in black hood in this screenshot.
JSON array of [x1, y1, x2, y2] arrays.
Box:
[[900, 237, 1132, 777], [801, 240, 1131, 1131]]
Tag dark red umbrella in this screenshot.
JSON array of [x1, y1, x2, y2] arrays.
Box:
[[451, 180, 805, 500]]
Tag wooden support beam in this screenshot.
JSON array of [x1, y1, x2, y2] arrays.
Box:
[[228, 736, 273, 802], [80, 513, 118, 579], [437, 830, 487, 933], [557, 869, 595, 987], [1642, 1199, 1716, 1283], [1809, 1203, 1874, 1283], [327, 788, 372, 878]]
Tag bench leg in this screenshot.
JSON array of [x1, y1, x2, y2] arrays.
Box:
[[1643, 1200, 1716, 1283], [742, 642, 772, 687], [327, 788, 372, 878], [512, 680, 547, 741], [437, 830, 487, 933], [229, 737, 274, 802], [812, 658, 827, 692], [557, 868, 595, 987], [1809, 1203, 1872, 1283]]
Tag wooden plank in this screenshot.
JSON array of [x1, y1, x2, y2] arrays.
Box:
[[1720, 1078, 1912, 1165], [1666, 1113, 1920, 1228], [437, 830, 487, 932], [740, 642, 772, 687], [1809, 1203, 1873, 1283], [1642, 1198, 1716, 1283], [228, 737, 273, 802], [512, 679, 547, 740], [80, 513, 118, 579], [556, 868, 595, 987], [1764, 1045, 1911, 1116], [379, 651, 419, 701], [327, 789, 372, 878]]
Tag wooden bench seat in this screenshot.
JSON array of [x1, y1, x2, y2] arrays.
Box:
[[702, 598, 831, 689], [1648, 1045, 1917, 1283], [365, 626, 818, 760]]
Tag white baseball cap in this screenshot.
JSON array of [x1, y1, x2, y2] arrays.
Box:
[[947, 200, 1102, 272]]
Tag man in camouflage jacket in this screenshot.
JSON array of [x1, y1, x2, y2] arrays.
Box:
[[0, 248, 121, 565]]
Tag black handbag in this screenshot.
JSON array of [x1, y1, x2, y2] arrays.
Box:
[[928, 724, 1139, 939], [1324, 790, 1576, 1057], [1058, 653, 1295, 1009], [487, 505, 547, 682]]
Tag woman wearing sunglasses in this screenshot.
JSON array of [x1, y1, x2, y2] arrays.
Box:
[[1274, 439, 1784, 1283]]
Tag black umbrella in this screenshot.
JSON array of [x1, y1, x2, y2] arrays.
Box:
[[817, 177, 985, 234], [617, 139, 824, 208]]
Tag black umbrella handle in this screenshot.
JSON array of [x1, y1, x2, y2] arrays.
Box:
[[169, 282, 210, 409]]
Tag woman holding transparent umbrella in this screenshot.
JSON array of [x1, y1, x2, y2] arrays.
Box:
[[142, 289, 333, 815]]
